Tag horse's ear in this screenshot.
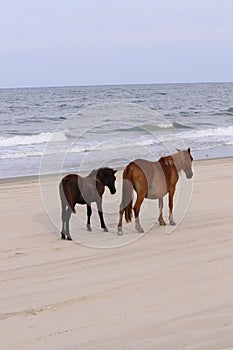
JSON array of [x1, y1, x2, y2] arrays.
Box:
[[113, 169, 117, 174], [188, 148, 193, 161], [176, 148, 181, 152]]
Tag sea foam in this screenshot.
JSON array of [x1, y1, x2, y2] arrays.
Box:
[[0, 132, 67, 147]]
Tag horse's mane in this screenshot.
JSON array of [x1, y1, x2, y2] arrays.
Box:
[[159, 155, 174, 167], [171, 152, 183, 172], [159, 150, 188, 172], [88, 167, 114, 178]]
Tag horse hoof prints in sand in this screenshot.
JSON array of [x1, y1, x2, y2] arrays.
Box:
[[59, 168, 117, 240], [117, 148, 193, 235]]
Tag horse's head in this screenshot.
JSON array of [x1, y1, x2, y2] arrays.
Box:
[[181, 148, 193, 179], [98, 168, 117, 194], [174, 148, 193, 179]]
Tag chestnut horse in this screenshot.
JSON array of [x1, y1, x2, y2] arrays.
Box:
[[117, 149, 193, 234], [59, 167, 117, 240]]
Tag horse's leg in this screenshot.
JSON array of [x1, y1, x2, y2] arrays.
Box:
[[61, 203, 72, 240], [86, 204, 92, 231], [168, 186, 176, 225], [61, 201, 67, 239], [133, 194, 145, 233], [117, 205, 124, 235], [96, 199, 108, 232], [158, 197, 166, 225], [65, 207, 72, 240]]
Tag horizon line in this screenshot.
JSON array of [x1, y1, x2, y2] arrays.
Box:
[[1, 80, 233, 90]]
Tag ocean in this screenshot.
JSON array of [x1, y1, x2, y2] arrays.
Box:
[[1, 82, 233, 178]]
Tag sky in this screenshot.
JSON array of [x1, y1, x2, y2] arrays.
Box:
[[1, 0, 233, 88]]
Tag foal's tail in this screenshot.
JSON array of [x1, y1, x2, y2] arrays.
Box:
[[59, 176, 76, 213], [120, 164, 134, 223]]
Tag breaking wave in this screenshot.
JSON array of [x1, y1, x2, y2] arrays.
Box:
[[0, 132, 67, 147]]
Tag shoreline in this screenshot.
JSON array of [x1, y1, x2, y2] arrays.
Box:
[[1, 154, 233, 183]]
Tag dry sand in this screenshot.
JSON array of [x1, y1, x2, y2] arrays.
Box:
[[1, 158, 233, 350]]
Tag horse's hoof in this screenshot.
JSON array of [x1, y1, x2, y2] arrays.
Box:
[[117, 228, 123, 235], [169, 220, 176, 226], [66, 236, 72, 241], [61, 233, 66, 240], [86, 225, 92, 232], [159, 221, 166, 226], [103, 227, 109, 232], [136, 227, 144, 233]]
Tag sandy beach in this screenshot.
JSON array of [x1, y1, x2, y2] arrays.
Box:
[[1, 157, 233, 350]]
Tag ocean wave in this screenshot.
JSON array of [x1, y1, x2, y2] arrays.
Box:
[[141, 121, 192, 131], [0, 150, 43, 159], [181, 125, 233, 139], [210, 107, 233, 116], [1, 124, 232, 161], [84, 122, 177, 135], [70, 138, 159, 154], [0, 132, 67, 147], [0, 137, 159, 160], [173, 122, 193, 129], [226, 107, 233, 115]]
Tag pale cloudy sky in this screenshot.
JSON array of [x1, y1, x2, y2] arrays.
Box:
[[1, 0, 233, 88]]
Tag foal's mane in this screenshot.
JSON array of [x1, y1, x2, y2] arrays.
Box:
[[89, 167, 114, 179]]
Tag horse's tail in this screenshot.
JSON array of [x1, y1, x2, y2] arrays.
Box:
[[121, 164, 134, 223], [59, 176, 76, 213]]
